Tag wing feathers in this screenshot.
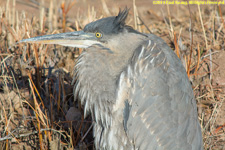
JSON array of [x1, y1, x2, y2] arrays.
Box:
[[120, 39, 202, 150]]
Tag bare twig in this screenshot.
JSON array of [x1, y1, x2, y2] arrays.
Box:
[[198, 4, 208, 51], [0, 128, 67, 141]]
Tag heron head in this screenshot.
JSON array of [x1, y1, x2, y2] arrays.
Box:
[[20, 8, 145, 51]]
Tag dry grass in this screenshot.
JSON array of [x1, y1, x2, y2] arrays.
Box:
[[0, 0, 225, 150]]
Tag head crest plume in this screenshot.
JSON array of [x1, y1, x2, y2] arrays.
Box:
[[114, 7, 129, 27]]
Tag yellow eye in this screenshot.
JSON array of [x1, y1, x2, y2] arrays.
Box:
[[95, 32, 102, 38]]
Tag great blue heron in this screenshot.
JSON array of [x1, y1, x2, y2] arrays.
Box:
[[21, 8, 203, 150]]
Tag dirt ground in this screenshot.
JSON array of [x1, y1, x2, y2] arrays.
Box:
[[0, 0, 225, 150]]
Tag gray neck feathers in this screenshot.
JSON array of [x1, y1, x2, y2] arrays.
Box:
[[72, 33, 146, 126], [73, 46, 121, 126]]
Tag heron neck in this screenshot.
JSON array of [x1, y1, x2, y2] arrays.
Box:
[[74, 46, 129, 125], [73, 33, 146, 125]]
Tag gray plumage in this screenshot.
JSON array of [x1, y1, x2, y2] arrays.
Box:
[[21, 8, 203, 150]]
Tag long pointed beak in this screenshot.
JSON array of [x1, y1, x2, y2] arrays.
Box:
[[20, 31, 100, 48]]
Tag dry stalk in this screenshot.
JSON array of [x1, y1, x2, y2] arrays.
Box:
[[74, 115, 84, 146], [61, 0, 76, 32], [198, 4, 209, 51], [0, 128, 67, 141], [48, 0, 53, 31], [32, 44, 41, 95], [61, 2, 66, 33], [173, 32, 180, 58], [185, 4, 194, 78], [39, 0, 45, 33], [40, 45, 49, 67], [2, 18, 18, 41], [29, 76, 43, 150], [133, 0, 142, 32], [45, 109, 52, 141], [218, 4, 225, 30], [166, 3, 174, 39], [194, 44, 200, 78], [57, 74, 61, 112], [2, 107, 9, 150], [101, 0, 110, 16], [80, 123, 93, 142]]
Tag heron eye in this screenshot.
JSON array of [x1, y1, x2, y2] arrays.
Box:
[[95, 32, 102, 38]]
